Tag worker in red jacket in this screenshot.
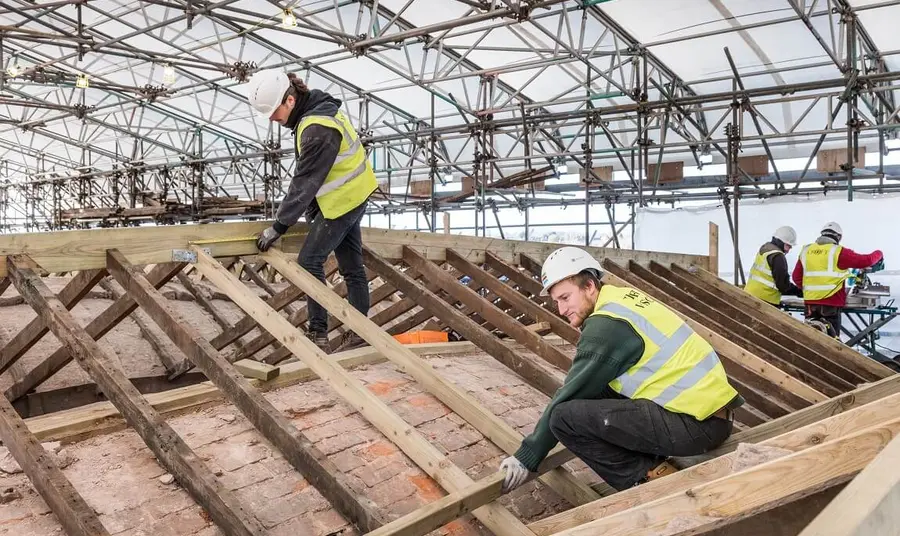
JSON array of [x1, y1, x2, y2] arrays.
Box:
[[792, 222, 884, 337]]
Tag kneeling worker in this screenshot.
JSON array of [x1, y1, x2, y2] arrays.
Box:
[[744, 226, 803, 306], [499, 247, 743, 492]]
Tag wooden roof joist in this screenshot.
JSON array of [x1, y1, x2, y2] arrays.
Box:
[[0, 222, 894, 535]]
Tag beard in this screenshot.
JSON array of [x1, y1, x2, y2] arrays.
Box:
[[567, 296, 595, 328]]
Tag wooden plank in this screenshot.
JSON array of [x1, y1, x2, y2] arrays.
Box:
[[98, 277, 191, 375], [0, 221, 710, 277], [191, 247, 536, 536], [633, 261, 851, 395], [242, 260, 299, 316], [655, 261, 866, 385], [682, 264, 892, 381], [232, 263, 349, 362], [176, 270, 247, 358], [4, 262, 186, 402], [816, 146, 866, 173], [0, 268, 106, 375], [800, 427, 900, 535], [24, 341, 503, 443], [553, 417, 900, 536], [106, 249, 383, 532], [602, 260, 826, 407], [531, 391, 900, 536], [800, 438, 900, 536], [233, 359, 280, 381], [484, 252, 555, 312], [404, 246, 572, 372], [446, 249, 579, 345], [365, 246, 563, 397], [368, 472, 505, 536], [0, 391, 110, 536], [737, 154, 769, 177], [708, 222, 719, 276], [676, 371, 900, 468], [264, 250, 599, 508], [6, 254, 267, 536]]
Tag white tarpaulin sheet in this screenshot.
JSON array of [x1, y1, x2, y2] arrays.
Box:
[[634, 193, 900, 356]]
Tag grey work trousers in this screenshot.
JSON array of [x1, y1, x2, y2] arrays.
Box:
[[549, 395, 733, 490]]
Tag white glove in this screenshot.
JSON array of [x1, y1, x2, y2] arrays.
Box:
[[500, 456, 530, 493]]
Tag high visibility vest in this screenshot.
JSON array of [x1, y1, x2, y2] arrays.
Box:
[[590, 285, 738, 420], [295, 111, 377, 219], [799, 243, 848, 301], [745, 250, 782, 305]]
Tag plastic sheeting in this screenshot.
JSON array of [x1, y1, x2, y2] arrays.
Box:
[[634, 193, 900, 356]]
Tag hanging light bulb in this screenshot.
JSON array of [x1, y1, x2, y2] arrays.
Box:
[[5, 54, 21, 78], [162, 64, 176, 85], [75, 74, 89, 89], [281, 8, 297, 28]]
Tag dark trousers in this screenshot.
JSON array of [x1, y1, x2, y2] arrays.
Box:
[[805, 304, 842, 338], [298, 202, 369, 334], [549, 397, 732, 490]]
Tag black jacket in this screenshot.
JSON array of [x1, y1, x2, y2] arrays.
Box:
[[760, 239, 802, 297], [272, 89, 344, 234]]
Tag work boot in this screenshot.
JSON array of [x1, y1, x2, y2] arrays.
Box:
[[646, 459, 679, 482], [334, 331, 367, 353], [305, 330, 330, 353]]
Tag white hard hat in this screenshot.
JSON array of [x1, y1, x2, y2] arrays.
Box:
[[245, 69, 290, 117], [821, 221, 843, 236], [539, 246, 603, 296], [773, 226, 797, 247]]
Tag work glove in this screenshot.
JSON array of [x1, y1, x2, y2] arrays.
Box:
[[256, 226, 282, 252], [500, 456, 530, 493], [872, 258, 885, 273]]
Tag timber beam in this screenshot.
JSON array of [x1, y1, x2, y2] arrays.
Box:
[[104, 249, 385, 533], [0, 392, 110, 536], [6, 254, 267, 536], [4, 262, 186, 402], [188, 246, 536, 536], [363, 245, 563, 398], [262, 249, 599, 509]]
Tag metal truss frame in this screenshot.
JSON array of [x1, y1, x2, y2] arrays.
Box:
[[0, 0, 898, 247]]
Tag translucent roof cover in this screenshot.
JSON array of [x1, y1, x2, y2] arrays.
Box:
[[0, 0, 898, 208]]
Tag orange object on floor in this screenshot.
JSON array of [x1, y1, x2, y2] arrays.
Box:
[[392, 330, 449, 344]]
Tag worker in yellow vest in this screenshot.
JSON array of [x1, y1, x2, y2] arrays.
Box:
[[792, 222, 884, 338], [499, 247, 744, 492], [246, 70, 377, 353], [744, 226, 803, 306]]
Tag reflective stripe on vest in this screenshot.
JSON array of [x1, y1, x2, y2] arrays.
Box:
[[744, 249, 781, 304], [800, 243, 847, 300], [295, 111, 377, 219], [590, 285, 738, 420]]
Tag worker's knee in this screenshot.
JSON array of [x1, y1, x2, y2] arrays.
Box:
[[549, 400, 589, 442]]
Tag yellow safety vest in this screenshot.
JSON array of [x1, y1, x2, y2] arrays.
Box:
[[590, 285, 738, 420], [296, 111, 377, 219], [799, 243, 848, 301], [745, 250, 782, 304]]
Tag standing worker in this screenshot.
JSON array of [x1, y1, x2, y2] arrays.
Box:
[[792, 222, 884, 338], [246, 70, 377, 353], [499, 247, 744, 492], [744, 226, 803, 306]]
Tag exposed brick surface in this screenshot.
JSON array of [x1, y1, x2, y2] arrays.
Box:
[[2, 352, 582, 535]]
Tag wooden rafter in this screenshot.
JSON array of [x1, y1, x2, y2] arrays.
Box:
[[263, 249, 600, 509], [0, 392, 110, 536], [4, 262, 186, 402], [6, 254, 267, 536], [189, 246, 536, 536], [364, 245, 563, 397], [104, 249, 385, 532]]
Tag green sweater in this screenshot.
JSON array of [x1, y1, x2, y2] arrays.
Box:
[[514, 314, 644, 472]]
